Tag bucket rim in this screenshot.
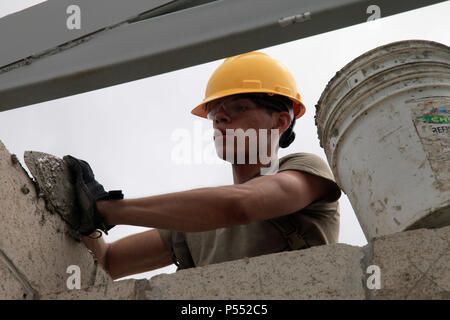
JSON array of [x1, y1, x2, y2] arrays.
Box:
[[315, 39, 450, 142], [316, 39, 450, 116]]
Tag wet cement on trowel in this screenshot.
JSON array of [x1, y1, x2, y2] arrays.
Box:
[[24, 151, 80, 240]]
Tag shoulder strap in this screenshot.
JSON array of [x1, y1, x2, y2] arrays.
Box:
[[172, 234, 196, 270], [268, 215, 310, 250]]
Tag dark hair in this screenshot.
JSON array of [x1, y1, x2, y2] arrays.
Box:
[[242, 93, 296, 148]]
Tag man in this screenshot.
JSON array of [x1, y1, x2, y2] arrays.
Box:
[[66, 52, 341, 280]]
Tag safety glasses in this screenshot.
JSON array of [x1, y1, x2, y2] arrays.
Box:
[[206, 100, 260, 120], [205, 95, 294, 120]]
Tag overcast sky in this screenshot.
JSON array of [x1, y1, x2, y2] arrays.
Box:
[[1, 1, 449, 280]]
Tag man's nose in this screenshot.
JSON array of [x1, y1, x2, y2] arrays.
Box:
[[214, 106, 231, 123]]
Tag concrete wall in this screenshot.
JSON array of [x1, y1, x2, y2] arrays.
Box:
[[1, 139, 448, 299], [41, 225, 449, 300], [0, 140, 112, 299]]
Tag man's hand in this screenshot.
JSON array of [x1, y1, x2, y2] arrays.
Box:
[[63, 155, 123, 237]]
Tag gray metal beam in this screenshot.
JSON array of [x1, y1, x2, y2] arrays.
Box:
[[0, 0, 170, 68], [0, 0, 446, 112], [0, 0, 216, 67]]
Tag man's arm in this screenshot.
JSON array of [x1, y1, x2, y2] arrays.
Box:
[[82, 229, 173, 280], [97, 170, 337, 232], [85, 169, 335, 279], [239, 170, 337, 222]]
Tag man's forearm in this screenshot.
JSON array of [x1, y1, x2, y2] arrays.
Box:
[[97, 185, 251, 232]]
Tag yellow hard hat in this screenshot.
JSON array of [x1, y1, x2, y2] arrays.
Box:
[[191, 51, 306, 119]]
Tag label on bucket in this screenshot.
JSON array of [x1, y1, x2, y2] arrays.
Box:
[[412, 98, 450, 192]]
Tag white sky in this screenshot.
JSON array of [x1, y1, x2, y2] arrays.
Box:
[[0, 1, 449, 280]]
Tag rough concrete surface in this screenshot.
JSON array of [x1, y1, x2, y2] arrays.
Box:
[[0, 140, 112, 299], [145, 243, 365, 300], [41, 244, 365, 300], [39, 226, 449, 300], [369, 225, 450, 299], [24, 151, 80, 234], [42, 279, 139, 300]]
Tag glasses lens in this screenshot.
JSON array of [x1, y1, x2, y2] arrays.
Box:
[[207, 106, 217, 119], [206, 103, 224, 120], [207, 101, 254, 120]]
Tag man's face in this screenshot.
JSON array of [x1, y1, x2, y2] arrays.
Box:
[[207, 95, 283, 164]]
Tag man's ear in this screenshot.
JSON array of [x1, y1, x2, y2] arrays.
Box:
[[273, 111, 291, 135]]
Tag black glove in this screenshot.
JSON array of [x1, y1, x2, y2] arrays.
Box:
[[63, 155, 123, 237]]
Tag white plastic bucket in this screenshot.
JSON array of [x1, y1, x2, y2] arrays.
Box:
[[316, 40, 450, 240]]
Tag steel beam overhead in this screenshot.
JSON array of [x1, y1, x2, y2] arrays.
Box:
[[0, 0, 216, 68], [0, 0, 446, 112]]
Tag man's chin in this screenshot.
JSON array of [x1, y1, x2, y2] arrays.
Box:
[[215, 147, 260, 165]]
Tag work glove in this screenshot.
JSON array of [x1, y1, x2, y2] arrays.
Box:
[[63, 155, 123, 238]]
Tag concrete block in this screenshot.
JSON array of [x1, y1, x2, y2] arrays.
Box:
[[144, 243, 365, 300], [0, 251, 27, 299], [36, 226, 449, 300], [369, 225, 450, 299], [0, 139, 112, 299], [42, 279, 139, 300], [23, 151, 80, 233]]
